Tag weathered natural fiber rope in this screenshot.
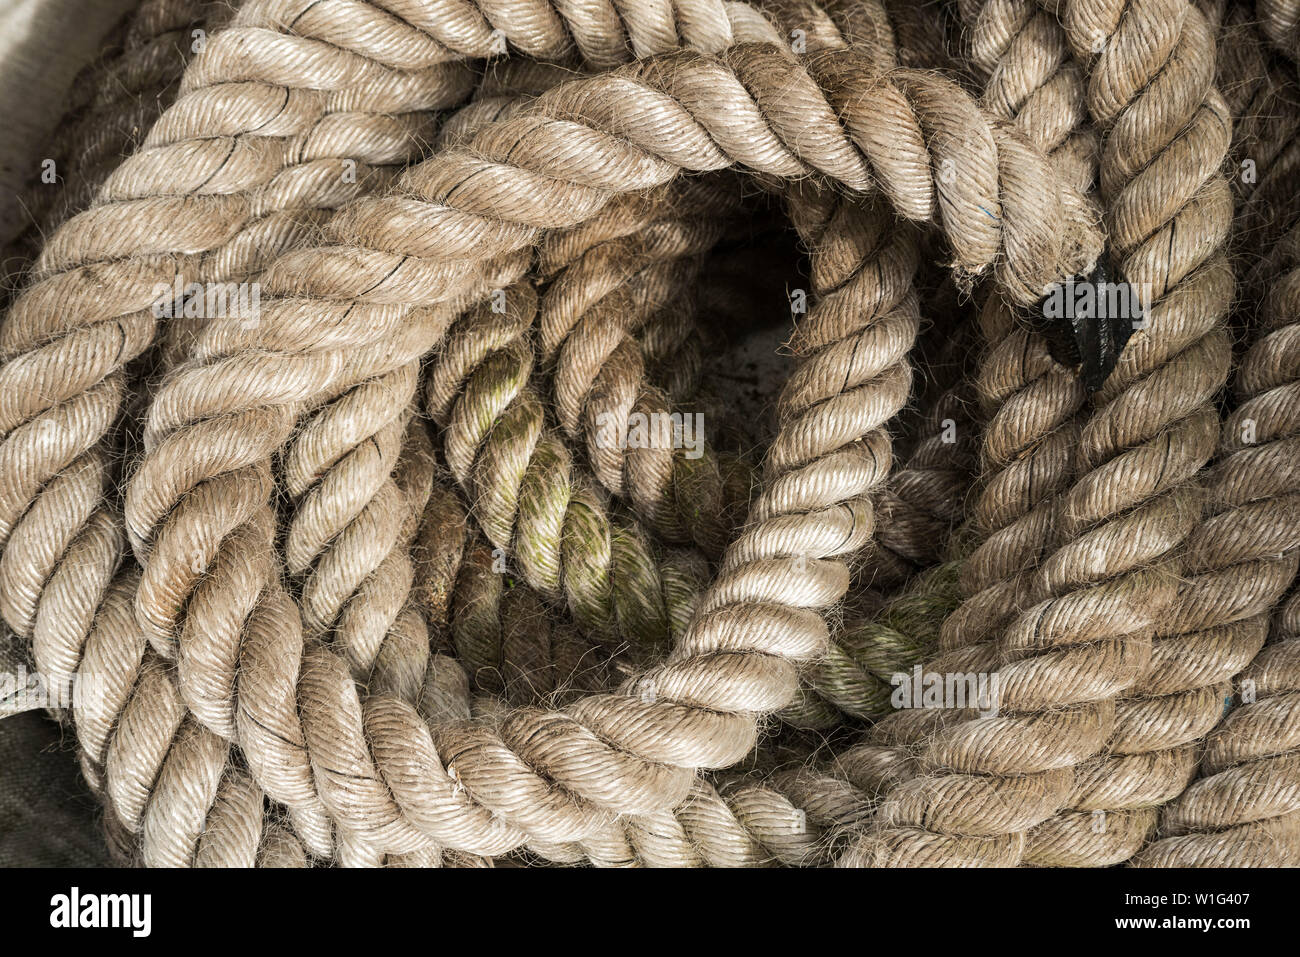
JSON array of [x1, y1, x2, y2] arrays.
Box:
[[3, 0, 765, 710], [536, 177, 746, 555], [79, 560, 487, 867], [0, 0, 222, 304], [439, 63, 754, 561], [0, 0, 216, 705], [840, 0, 1241, 868], [857, 316, 979, 592], [425, 280, 721, 650], [22, 0, 1296, 870], [100, 29, 1099, 862], [286, 410, 439, 687], [1129, 217, 1300, 866], [1019, 0, 1277, 867], [1022, 9, 1300, 867], [787, 562, 963, 727], [520, 93, 969, 733], [961, 0, 1099, 191], [276, 63, 609, 709], [826, 0, 1099, 856], [1, 0, 531, 863], [62, 565, 277, 867], [879, 0, 1094, 681], [366, 468, 897, 867], [2, 0, 1107, 868], [0, 0, 479, 703], [522, 2, 963, 730], [731, 6, 1015, 731], [426, 174, 925, 722]]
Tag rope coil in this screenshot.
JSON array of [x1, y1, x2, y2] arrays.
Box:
[[0, 0, 1296, 867]]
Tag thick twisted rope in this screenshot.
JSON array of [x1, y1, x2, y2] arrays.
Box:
[[536, 177, 745, 555], [0, 0, 479, 708], [829, 0, 1098, 860], [5, 0, 1138, 868], [1018, 0, 1258, 867], [3, 0, 768, 714], [110, 41, 1099, 861], [425, 281, 720, 650], [351, 466, 897, 867], [1130, 218, 1300, 866], [1, 0, 222, 302], [841, 0, 1237, 868], [64, 567, 285, 867], [857, 322, 978, 592]]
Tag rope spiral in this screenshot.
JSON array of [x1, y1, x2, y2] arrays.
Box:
[[1, 0, 1296, 868]]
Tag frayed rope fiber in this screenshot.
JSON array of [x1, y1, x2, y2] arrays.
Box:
[[0, 0, 1296, 867]]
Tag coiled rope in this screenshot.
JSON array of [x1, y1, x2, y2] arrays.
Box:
[[1, 0, 1296, 867]]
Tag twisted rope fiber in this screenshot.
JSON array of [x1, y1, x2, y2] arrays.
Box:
[[410, 468, 884, 867], [707, 0, 1064, 730], [108, 31, 1100, 862], [435, 179, 924, 715], [269, 403, 875, 868], [431, 58, 969, 733], [1015, 0, 1264, 867], [427, 280, 722, 675], [2, 0, 759, 863], [855, 321, 980, 594], [0, 0, 484, 704], [839, 0, 1093, 604], [1129, 215, 1300, 866], [1217, 7, 1300, 261], [840, 0, 1241, 867], [786, 561, 964, 729], [11, 0, 1270, 871], [443, 163, 951, 730], [536, 175, 750, 556], [304, 3, 1289, 868], [0, 0, 223, 304], [278, 60, 760, 708], [5, 0, 732, 859], [423, 274, 742, 666], [432, 551, 886, 866], [78, 415, 491, 866], [1, 0, 557, 860], [758, 0, 942, 713], [406, 224, 717, 696], [428, 106, 941, 741], [12, 0, 1086, 858], [797, 0, 1099, 739], [942, 0, 1097, 665], [0, 0, 762, 712], [284, 1, 904, 645], [1108, 12, 1300, 867], [67, 565, 291, 866], [72, 563, 491, 867], [833, 0, 1102, 861], [886, 0, 1106, 861], [15, 0, 1222, 868], [4, 0, 1289, 871], [432, 60, 752, 571], [767, 179, 928, 725], [523, 1, 946, 727]]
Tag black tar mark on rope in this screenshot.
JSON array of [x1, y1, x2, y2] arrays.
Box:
[[1028, 255, 1136, 392]]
